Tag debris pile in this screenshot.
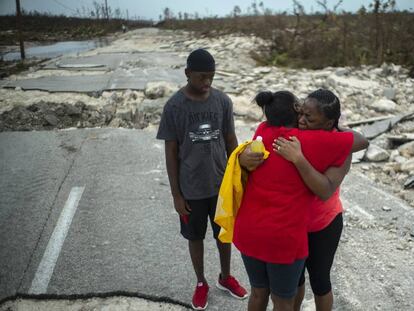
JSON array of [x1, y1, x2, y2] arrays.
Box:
[[0, 28, 413, 206]]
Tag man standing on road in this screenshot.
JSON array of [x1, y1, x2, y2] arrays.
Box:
[[157, 48, 248, 310]]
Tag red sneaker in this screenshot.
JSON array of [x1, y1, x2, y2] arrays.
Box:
[[192, 282, 209, 310], [216, 274, 248, 299]]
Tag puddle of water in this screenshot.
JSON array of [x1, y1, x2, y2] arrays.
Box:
[[2, 39, 110, 61]]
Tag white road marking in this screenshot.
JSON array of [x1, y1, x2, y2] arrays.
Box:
[[29, 186, 85, 294], [137, 169, 162, 175], [153, 143, 163, 150]]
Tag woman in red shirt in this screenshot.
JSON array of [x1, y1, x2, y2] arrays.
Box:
[[273, 89, 361, 311], [234, 90, 367, 311]]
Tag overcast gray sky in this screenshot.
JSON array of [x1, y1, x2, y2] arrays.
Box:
[[0, 0, 413, 20]]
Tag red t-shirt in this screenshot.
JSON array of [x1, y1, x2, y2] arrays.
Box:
[[308, 188, 343, 233], [233, 122, 353, 264]]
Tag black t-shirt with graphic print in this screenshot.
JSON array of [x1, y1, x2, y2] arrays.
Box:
[[156, 88, 235, 200]]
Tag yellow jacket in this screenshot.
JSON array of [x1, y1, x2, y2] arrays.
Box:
[[214, 141, 269, 243]]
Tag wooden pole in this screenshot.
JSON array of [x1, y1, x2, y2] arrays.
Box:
[[104, 0, 109, 20], [15, 0, 25, 60]]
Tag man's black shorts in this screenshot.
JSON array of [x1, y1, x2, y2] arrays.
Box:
[[180, 195, 221, 240]]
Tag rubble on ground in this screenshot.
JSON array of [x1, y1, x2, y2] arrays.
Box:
[[0, 28, 413, 206]]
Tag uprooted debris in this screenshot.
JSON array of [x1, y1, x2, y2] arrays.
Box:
[[0, 97, 166, 131], [387, 133, 414, 146], [346, 112, 414, 206], [405, 176, 414, 189], [355, 112, 414, 139], [0, 28, 413, 207]]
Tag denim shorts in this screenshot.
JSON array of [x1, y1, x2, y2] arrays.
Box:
[[241, 253, 305, 298]]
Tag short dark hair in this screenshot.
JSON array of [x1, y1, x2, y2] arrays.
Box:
[[255, 91, 298, 127], [307, 89, 341, 129]]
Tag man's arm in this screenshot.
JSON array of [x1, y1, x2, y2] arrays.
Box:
[[225, 132, 238, 158], [275, 136, 352, 200], [165, 140, 190, 215]]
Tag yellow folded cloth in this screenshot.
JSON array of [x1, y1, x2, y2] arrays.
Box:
[[214, 141, 269, 243]]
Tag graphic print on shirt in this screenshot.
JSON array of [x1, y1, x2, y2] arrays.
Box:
[[189, 123, 220, 143]]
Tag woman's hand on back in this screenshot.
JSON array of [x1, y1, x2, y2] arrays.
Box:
[[273, 136, 304, 164]]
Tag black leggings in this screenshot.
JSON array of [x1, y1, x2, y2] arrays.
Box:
[[298, 213, 343, 296]]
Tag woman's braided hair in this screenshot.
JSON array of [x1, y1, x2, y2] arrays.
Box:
[[307, 89, 341, 130]]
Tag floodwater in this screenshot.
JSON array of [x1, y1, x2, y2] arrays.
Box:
[[1, 38, 110, 61]]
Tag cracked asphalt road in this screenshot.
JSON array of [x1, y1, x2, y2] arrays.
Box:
[[0, 126, 413, 311]]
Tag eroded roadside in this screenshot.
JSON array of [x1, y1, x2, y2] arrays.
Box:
[[0, 295, 191, 311], [0, 27, 413, 311]]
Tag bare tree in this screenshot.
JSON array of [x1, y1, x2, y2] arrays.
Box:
[[251, 1, 259, 15], [259, 2, 265, 14], [106, 6, 112, 19], [316, 0, 344, 13], [292, 0, 305, 15], [264, 8, 273, 15], [369, 0, 397, 64], [104, 0, 109, 19], [114, 8, 121, 19], [163, 7, 172, 20], [93, 1, 102, 19], [233, 5, 241, 17], [358, 5, 367, 14]]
